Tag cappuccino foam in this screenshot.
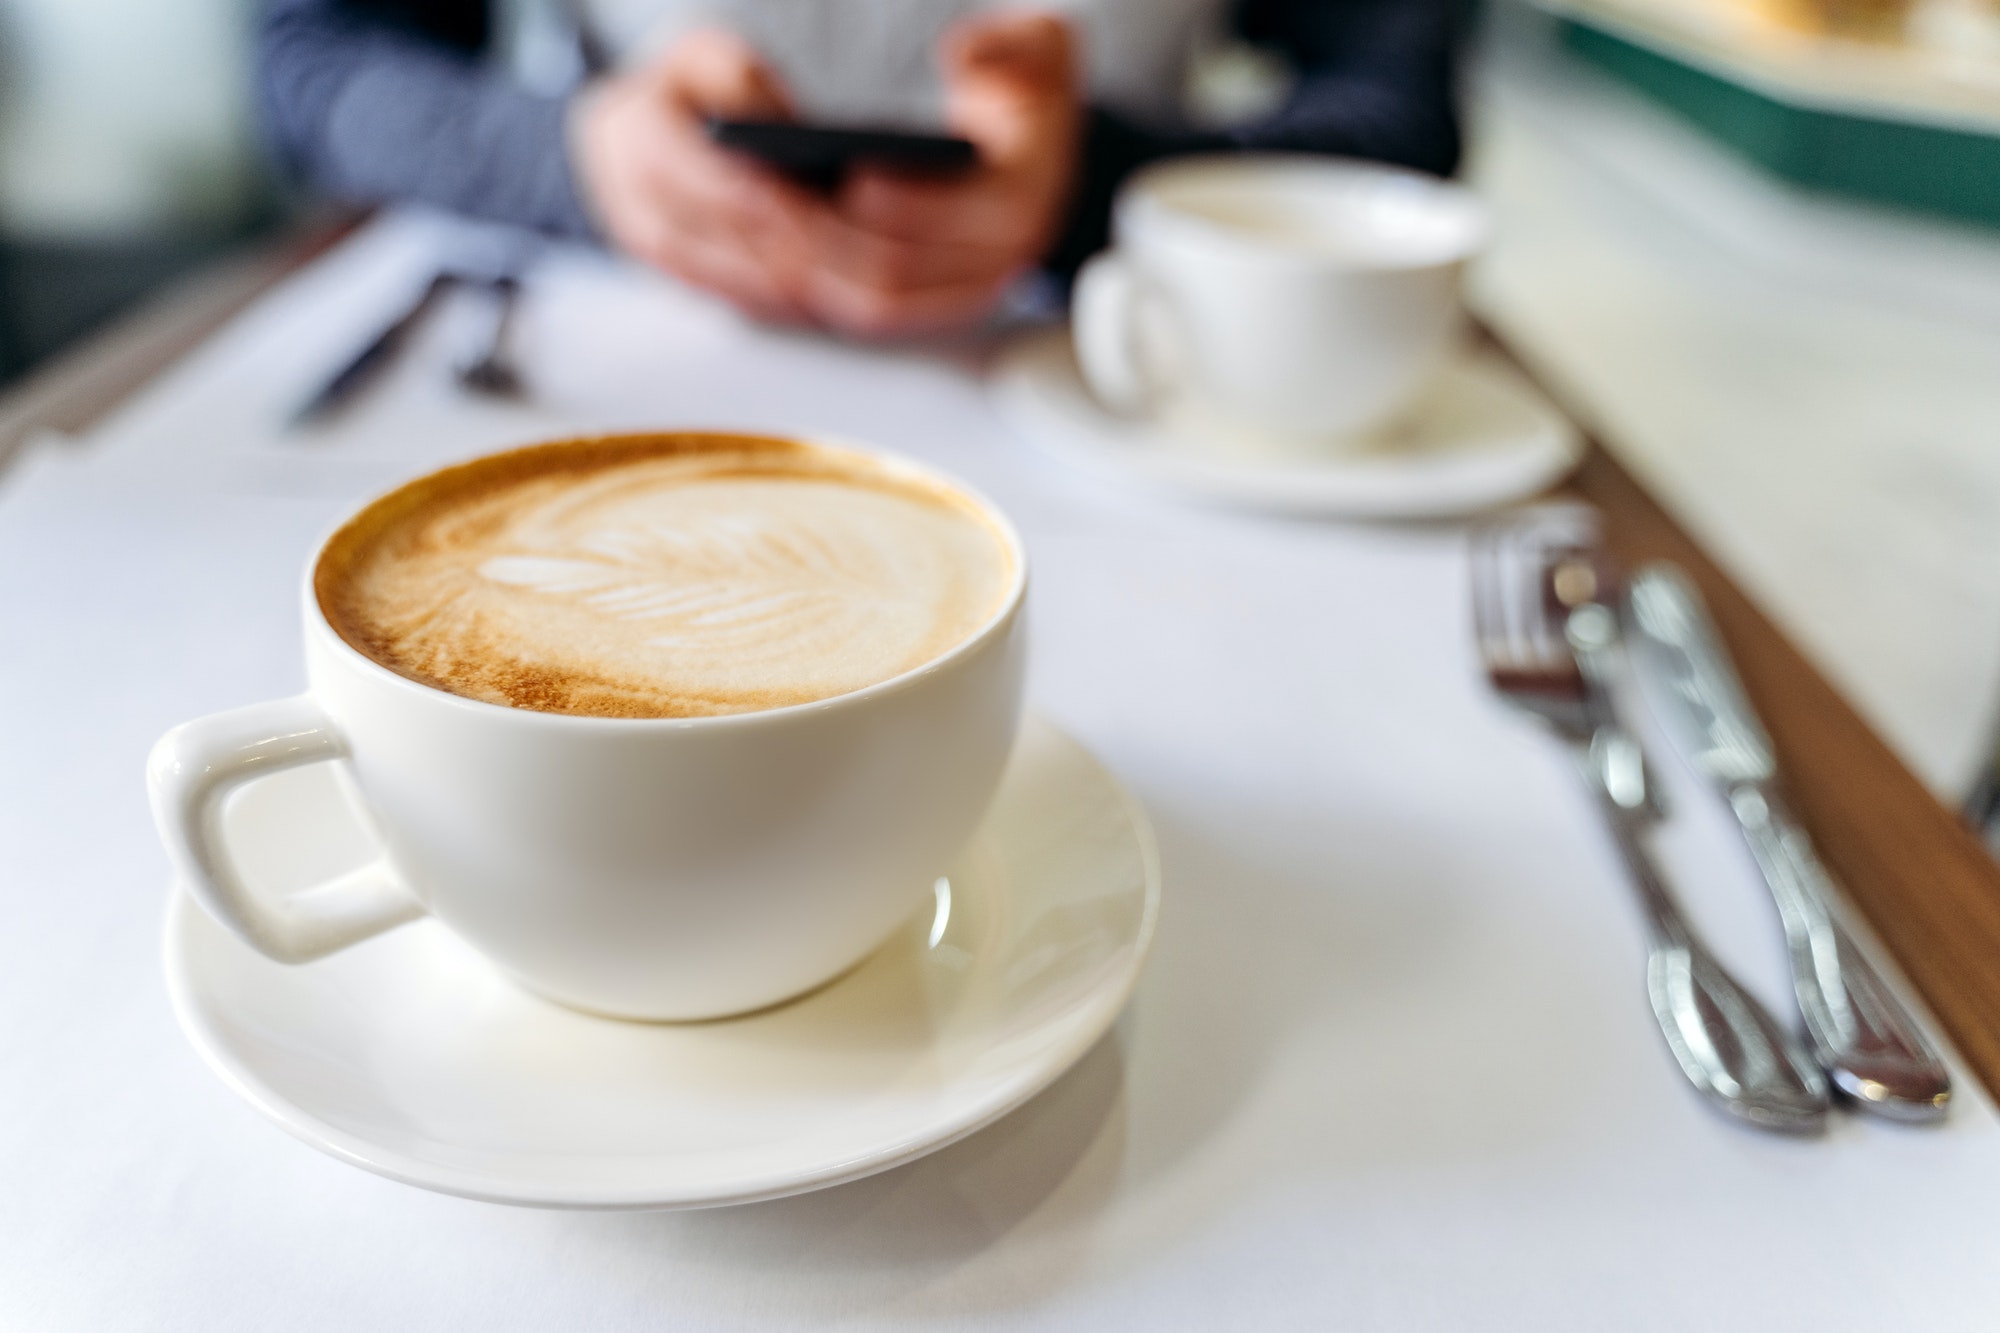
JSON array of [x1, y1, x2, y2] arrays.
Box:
[[316, 434, 1014, 718], [1146, 163, 1486, 266]]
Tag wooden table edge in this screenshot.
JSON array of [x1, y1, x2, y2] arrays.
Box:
[[8, 219, 1997, 1104], [0, 214, 361, 467]]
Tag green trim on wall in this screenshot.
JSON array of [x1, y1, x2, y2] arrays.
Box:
[[1562, 20, 2000, 227]]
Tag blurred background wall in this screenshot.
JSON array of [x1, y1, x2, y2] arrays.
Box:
[[0, 0, 276, 386]]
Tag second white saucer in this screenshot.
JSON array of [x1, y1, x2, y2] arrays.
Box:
[[165, 716, 1159, 1210], [990, 328, 1583, 519]]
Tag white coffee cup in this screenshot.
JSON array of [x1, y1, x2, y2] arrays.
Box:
[[148, 439, 1028, 1022], [1073, 155, 1490, 448]]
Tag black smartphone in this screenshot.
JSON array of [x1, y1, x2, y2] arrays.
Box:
[[706, 119, 978, 188]]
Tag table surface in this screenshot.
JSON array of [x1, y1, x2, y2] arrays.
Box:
[[5, 196, 2000, 1329]]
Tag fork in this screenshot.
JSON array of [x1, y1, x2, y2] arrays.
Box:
[[1473, 510, 1830, 1134]]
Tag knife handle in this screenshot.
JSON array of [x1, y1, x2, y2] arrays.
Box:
[[1729, 784, 1952, 1120], [1569, 739, 1829, 1134], [290, 271, 456, 427]]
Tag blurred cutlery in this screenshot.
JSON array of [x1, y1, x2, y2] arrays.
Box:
[[1965, 761, 2000, 858], [456, 272, 525, 400], [290, 271, 457, 428], [1473, 512, 1829, 1135], [1626, 564, 1951, 1121]]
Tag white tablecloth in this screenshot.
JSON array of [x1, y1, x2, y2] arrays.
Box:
[[5, 212, 1999, 1330]]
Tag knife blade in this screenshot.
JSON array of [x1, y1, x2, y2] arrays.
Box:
[[290, 271, 457, 428], [1626, 563, 1951, 1121]]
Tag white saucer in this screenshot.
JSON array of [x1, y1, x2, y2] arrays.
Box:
[[990, 328, 1584, 519], [164, 717, 1159, 1210]]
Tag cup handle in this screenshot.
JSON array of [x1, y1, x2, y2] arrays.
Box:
[[148, 695, 427, 963], [1073, 250, 1163, 415]]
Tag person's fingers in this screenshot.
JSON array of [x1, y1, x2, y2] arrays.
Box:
[[599, 89, 826, 253], [576, 67, 783, 253], [662, 133, 820, 236], [577, 29, 853, 326], [644, 38, 845, 242], [659, 27, 797, 121], [804, 206, 1019, 290], [799, 263, 1019, 338], [592, 18, 1064, 335], [645, 176, 1007, 337], [606, 156, 813, 315], [818, 18, 1081, 306], [644, 210, 812, 324], [837, 169, 1026, 248], [939, 10, 1078, 162], [943, 9, 1075, 96]]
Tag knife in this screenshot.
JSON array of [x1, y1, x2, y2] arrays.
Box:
[[1625, 563, 1951, 1121], [290, 271, 458, 428]]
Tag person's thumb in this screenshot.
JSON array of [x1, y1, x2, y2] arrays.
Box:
[[941, 10, 1078, 158], [661, 27, 796, 121]]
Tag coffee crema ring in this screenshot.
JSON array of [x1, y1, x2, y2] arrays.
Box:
[[316, 433, 1015, 719]]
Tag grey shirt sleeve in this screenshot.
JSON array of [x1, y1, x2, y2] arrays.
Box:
[[258, 0, 601, 240]]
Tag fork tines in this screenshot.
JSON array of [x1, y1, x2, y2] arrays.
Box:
[[1471, 507, 1601, 707]]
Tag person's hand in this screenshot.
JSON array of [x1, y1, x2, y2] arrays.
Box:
[[571, 14, 1082, 339], [799, 11, 1084, 336], [570, 28, 822, 323]]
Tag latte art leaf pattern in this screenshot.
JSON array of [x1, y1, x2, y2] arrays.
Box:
[[316, 437, 1013, 718], [477, 513, 929, 658]]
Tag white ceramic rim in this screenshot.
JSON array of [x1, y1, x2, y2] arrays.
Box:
[[299, 431, 1031, 733], [1116, 153, 1493, 272], [160, 720, 1162, 1210]]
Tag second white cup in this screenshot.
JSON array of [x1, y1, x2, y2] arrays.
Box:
[[1074, 155, 1490, 450]]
